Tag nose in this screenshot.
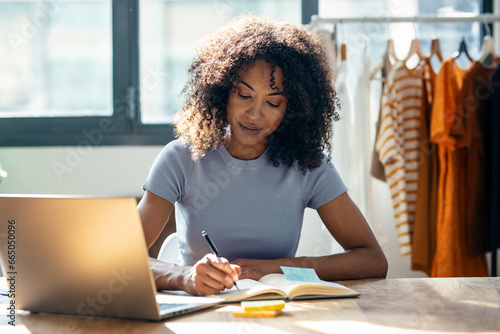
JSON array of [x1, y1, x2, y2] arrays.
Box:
[[245, 103, 261, 121]]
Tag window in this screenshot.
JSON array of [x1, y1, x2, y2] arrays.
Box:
[[0, 0, 125, 146], [0, 0, 301, 146], [139, 0, 300, 124], [0, 1, 112, 118]]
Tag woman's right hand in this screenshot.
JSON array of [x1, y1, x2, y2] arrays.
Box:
[[182, 254, 241, 296]]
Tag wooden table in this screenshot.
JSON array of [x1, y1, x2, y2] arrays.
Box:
[[1, 277, 499, 333]]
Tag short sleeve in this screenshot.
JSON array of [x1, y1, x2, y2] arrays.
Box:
[[302, 154, 348, 209], [142, 139, 194, 204]]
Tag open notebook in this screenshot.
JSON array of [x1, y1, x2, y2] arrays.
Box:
[[209, 273, 359, 302]]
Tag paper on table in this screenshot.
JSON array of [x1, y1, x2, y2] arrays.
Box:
[[280, 266, 321, 282]]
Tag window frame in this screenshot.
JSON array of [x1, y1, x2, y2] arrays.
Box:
[[0, 0, 178, 147]]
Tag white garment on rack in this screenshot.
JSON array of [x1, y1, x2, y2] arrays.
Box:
[[314, 30, 345, 255], [330, 59, 354, 254], [332, 59, 353, 188], [350, 38, 372, 219], [345, 38, 388, 251]]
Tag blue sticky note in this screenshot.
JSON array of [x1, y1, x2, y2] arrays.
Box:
[[280, 266, 321, 282]]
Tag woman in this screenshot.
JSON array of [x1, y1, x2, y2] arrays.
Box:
[[138, 15, 387, 296]]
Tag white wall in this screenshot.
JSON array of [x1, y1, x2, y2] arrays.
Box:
[[0, 146, 163, 197]]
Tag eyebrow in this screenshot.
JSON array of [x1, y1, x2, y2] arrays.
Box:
[[240, 81, 285, 96]]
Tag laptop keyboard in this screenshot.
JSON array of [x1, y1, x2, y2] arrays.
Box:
[[159, 303, 187, 311], [158, 302, 203, 316]]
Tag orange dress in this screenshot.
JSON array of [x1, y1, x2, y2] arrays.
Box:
[[430, 58, 488, 277], [411, 58, 439, 275]]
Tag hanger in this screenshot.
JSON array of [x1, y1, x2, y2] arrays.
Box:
[[430, 38, 443, 61], [370, 17, 398, 81], [331, 23, 338, 64], [370, 40, 397, 81], [337, 19, 348, 63], [429, 17, 443, 63], [429, 38, 443, 73], [340, 43, 347, 61], [479, 14, 496, 65], [383, 16, 398, 63], [404, 39, 423, 67], [403, 17, 423, 68], [479, 36, 495, 64], [453, 37, 473, 62], [386, 39, 398, 63], [453, 16, 473, 66]]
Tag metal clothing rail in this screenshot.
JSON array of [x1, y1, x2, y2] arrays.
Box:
[[310, 12, 500, 277], [309, 13, 500, 28]]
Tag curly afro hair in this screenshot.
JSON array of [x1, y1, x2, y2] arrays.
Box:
[[174, 15, 340, 172]]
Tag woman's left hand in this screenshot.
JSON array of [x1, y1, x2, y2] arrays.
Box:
[[231, 258, 279, 280]]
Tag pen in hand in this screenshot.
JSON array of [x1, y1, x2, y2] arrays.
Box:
[[202, 231, 240, 291]]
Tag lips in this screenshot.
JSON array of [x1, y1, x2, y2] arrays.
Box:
[[239, 123, 263, 135]]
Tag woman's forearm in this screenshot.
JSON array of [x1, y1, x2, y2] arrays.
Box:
[[149, 257, 188, 291], [278, 246, 388, 281], [234, 245, 387, 282]]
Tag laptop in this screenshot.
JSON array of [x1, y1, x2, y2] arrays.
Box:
[[0, 194, 223, 321]]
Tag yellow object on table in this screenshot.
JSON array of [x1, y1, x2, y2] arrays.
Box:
[[233, 309, 282, 317], [233, 300, 285, 317]]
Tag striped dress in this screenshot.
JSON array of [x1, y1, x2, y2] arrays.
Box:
[[375, 61, 422, 256]]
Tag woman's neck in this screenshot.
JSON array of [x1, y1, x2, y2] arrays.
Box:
[[223, 133, 267, 160]]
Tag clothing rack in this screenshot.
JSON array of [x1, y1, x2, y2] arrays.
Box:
[[309, 13, 500, 28], [310, 13, 499, 277]]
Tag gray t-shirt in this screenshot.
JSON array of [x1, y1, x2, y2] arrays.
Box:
[[143, 139, 347, 266]]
